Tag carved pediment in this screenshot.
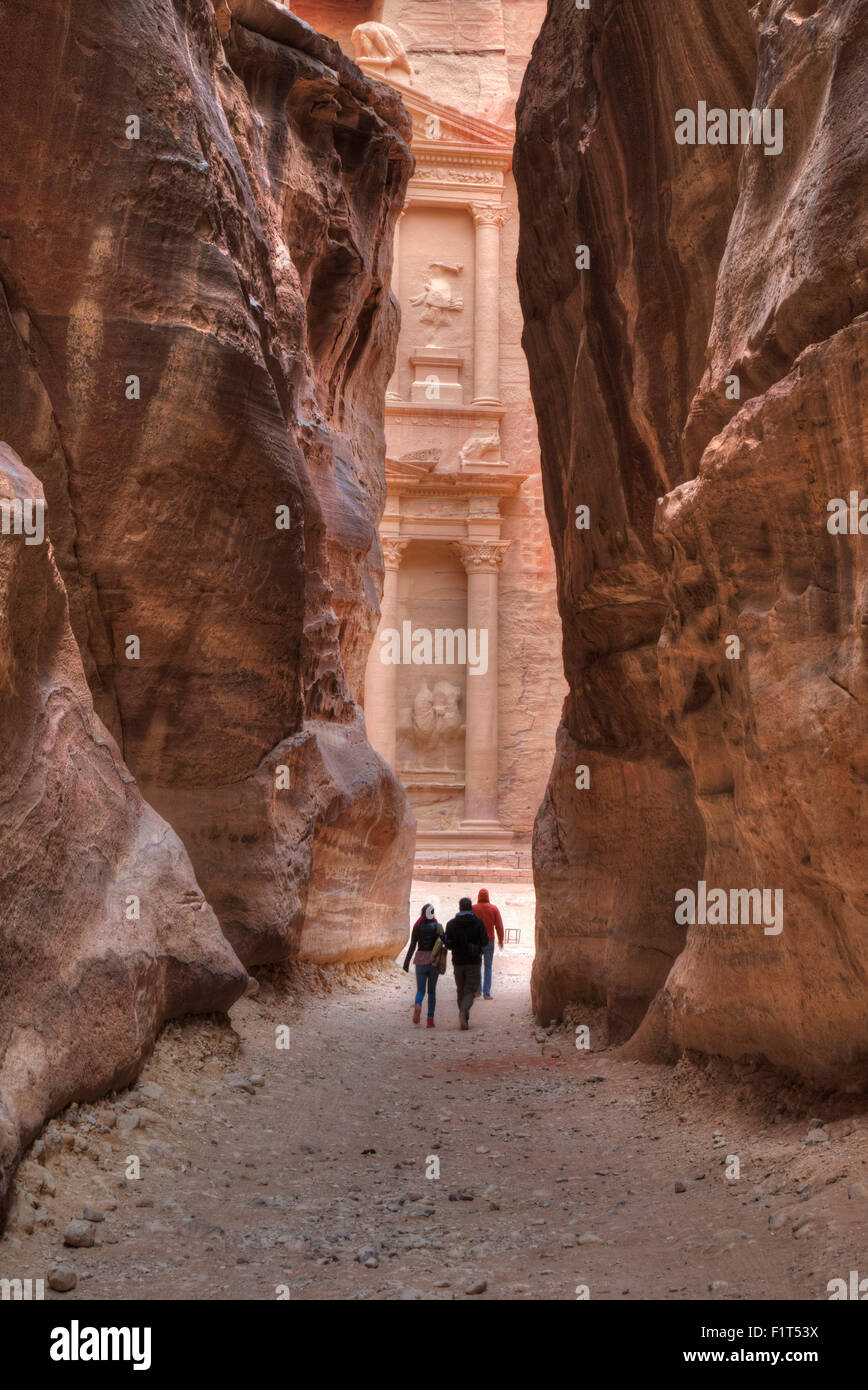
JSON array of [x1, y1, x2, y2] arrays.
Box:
[[386, 454, 440, 480], [400, 91, 514, 164]]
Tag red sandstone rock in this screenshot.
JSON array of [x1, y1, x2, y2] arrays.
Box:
[[517, 0, 867, 1082], [648, 324, 868, 1086], [0, 445, 246, 1212], [0, 0, 415, 970], [516, 0, 754, 1035]]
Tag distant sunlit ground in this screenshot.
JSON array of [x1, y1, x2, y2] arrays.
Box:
[[407, 879, 536, 957]]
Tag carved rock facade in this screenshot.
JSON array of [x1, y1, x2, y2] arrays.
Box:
[[297, 0, 565, 857]]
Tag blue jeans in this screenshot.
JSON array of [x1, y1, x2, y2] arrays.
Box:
[[477, 943, 494, 997], [414, 964, 438, 1017]]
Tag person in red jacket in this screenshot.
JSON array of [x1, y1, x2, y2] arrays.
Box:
[[472, 888, 504, 999]]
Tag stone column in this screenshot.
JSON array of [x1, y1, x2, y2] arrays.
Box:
[[365, 537, 408, 767], [453, 540, 510, 825], [470, 204, 510, 407]]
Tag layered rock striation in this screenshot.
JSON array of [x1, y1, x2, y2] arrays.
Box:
[[516, 0, 867, 1084]]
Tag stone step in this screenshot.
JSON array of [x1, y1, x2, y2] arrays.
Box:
[[412, 863, 533, 883]]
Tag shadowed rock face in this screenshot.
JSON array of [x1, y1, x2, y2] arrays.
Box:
[[516, 0, 867, 1083], [0, 445, 247, 1211], [0, 0, 415, 968]]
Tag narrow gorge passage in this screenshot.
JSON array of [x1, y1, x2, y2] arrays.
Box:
[[0, 0, 865, 1342], [9, 941, 867, 1302]]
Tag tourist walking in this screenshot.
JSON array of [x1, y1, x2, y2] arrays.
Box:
[[402, 903, 445, 1027], [444, 897, 488, 1029], [473, 887, 504, 999]]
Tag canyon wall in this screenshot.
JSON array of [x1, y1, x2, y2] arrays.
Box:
[[0, 0, 414, 1203], [516, 0, 867, 1085], [0, 0, 415, 965]]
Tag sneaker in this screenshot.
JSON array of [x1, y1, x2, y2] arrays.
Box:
[[475, 992, 482, 998], [484, 995, 493, 1000], [459, 1015, 469, 1030], [413, 1005, 421, 1025], [427, 1017, 435, 1028]]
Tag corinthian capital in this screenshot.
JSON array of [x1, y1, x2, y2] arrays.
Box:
[[381, 538, 409, 571], [452, 540, 511, 572], [470, 203, 512, 229]]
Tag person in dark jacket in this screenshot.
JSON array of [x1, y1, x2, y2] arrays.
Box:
[[444, 897, 488, 1029], [403, 903, 445, 1027]]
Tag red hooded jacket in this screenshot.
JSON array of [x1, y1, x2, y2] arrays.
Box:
[[474, 888, 504, 946]]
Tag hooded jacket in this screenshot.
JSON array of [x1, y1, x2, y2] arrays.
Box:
[[473, 888, 504, 946], [444, 909, 488, 966]]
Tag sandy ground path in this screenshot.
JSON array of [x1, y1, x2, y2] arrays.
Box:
[[3, 941, 867, 1301]]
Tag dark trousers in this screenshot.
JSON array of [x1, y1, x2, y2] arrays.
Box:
[[454, 962, 481, 1019]]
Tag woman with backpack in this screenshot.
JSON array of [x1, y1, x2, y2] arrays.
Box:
[[402, 903, 446, 1027]]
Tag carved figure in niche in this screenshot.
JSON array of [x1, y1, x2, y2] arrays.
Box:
[[350, 23, 414, 83], [459, 426, 501, 468], [410, 263, 464, 346], [413, 680, 465, 751]]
